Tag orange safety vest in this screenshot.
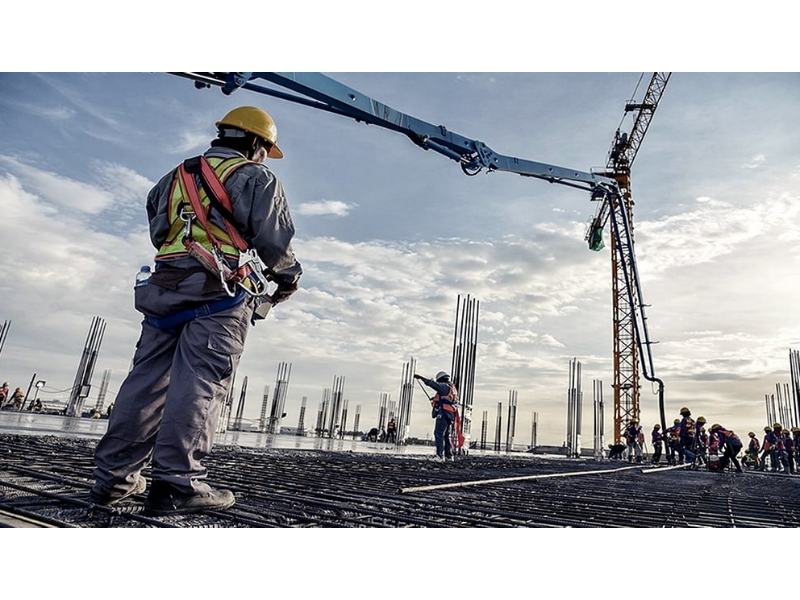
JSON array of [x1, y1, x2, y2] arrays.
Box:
[[431, 382, 458, 413]]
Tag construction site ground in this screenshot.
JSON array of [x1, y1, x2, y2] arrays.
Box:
[[1, 433, 799, 528]]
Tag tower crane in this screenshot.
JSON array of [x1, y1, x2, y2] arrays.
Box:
[[586, 72, 671, 443]]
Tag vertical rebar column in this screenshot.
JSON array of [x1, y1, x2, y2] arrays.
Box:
[[494, 401, 502, 452], [0, 320, 10, 367], [480, 410, 488, 450], [531, 411, 538, 450], [377, 392, 390, 433], [268, 362, 291, 434], [505, 390, 517, 453], [765, 394, 773, 426], [66, 316, 106, 417], [566, 358, 583, 458], [593, 379, 604, 460], [340, 399, 349, 439], [450, 294, 479, 454], [353, 404, 362, 440], [297, 396, 307, 435], [258, 385, 270, 432], [327, 377, 345, 438], [790, 349, 800, 428], [233, 375, 248, 431], [94, 369, 111, 412], [396, 358, 415, 445], [316, 389, 330, 437]]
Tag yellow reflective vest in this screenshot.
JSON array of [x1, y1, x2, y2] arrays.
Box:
[[155, 156, 251, 262]]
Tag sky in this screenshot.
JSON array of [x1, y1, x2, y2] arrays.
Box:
[[1, 70, 799, 450]]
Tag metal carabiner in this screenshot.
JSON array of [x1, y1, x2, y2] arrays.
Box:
[[179, 207, 195, 241]]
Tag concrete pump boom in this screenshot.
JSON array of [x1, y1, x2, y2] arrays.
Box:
[[171, 71, 668, 442]]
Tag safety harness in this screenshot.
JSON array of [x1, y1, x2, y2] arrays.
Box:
[[170, 155, 272, 298], [145, 155, 275, 333]]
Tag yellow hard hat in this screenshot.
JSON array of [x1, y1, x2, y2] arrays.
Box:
[[792, 426, 800, 433], [697, 416, 706, 424], [764, 426, 772, 432], [216, 106, 283, 159], [674, 418, 681, 424], [653, 424, 661, 429], [773, 423, 782, 429], [679, 407, 691, 416], [710, 423, 721, 431], [748, 432, 755, 437]]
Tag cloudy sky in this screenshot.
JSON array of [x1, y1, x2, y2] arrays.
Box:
[[1, 70, 798, 447]]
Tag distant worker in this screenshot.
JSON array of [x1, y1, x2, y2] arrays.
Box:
[[666, 418, 681, 464], [694, 418, 709, 467], [709, 424, 743, 473], [32, 398, 44, 413], [771, 423, 790, 473], [792, 427, 800, 470], [92, 106, 302, 516], [759, 426, 775, 472], [759, 424, 789, 473], [0, 382, 8, 407], [745, 432, 761, 469], [386, 418, 397, 443], [784, 428, 795, 474], [677, 407, 696, 464], [651, 424, 663, 464], [415, 371, 458, 461], [608, 442, 626, 460], [624, 419, 642, 463], [10, 387, 25, 411], [366, 427, 379, 442]]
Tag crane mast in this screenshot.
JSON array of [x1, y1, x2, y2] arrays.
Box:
[[590, 73, 671, 443]]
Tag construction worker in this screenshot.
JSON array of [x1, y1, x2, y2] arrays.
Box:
[[695, 424, 709, 467], [10, 387, 25, 411], [91, 106, 302, 516], [666, 418, 681, 464], [772, 423, 790, 473], [709, 424, 743, 473], [746, 432, 761, 469], [415, 371, 458, 461], [792, 427, 800, 470], [760, 424, 789, 473], [386, 418, 397, 443], [784, 428, 795, 474], [651, 424, 663, 464], [677, 407, 696, 464], [624, 419, 642, 463], [759, 426, 775, 471], [608, 442, 626, 460]]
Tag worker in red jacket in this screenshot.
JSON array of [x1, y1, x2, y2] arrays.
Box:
[[709, 424, 743, 473]]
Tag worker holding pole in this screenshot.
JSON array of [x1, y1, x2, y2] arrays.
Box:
[[415, 371, 458, 461]]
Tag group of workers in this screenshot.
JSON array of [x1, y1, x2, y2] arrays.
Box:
[[0, 382, 45, 412], [611, 406, 799, 475]]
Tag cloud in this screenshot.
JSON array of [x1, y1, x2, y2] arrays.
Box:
[[296, 200, 357, 217], [743, 154, 766, 169]]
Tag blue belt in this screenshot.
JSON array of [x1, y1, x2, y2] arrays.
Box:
[[144, 289, 246, 333]]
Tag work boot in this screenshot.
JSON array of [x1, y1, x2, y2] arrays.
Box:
[[90, 477, 147, 506], [144, 480, 235, 516]]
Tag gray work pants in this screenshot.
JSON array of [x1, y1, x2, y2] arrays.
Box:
[[93, 271, 253, 496]]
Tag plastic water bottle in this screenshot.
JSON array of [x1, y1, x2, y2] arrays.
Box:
[[135, 265, 152, 287]]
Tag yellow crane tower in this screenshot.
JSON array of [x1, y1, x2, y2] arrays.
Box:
[[590, 72, 671, 443]]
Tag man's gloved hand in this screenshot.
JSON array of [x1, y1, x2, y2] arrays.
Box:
[[271, 279, 298, 304], [413, 374, 423, 380]]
